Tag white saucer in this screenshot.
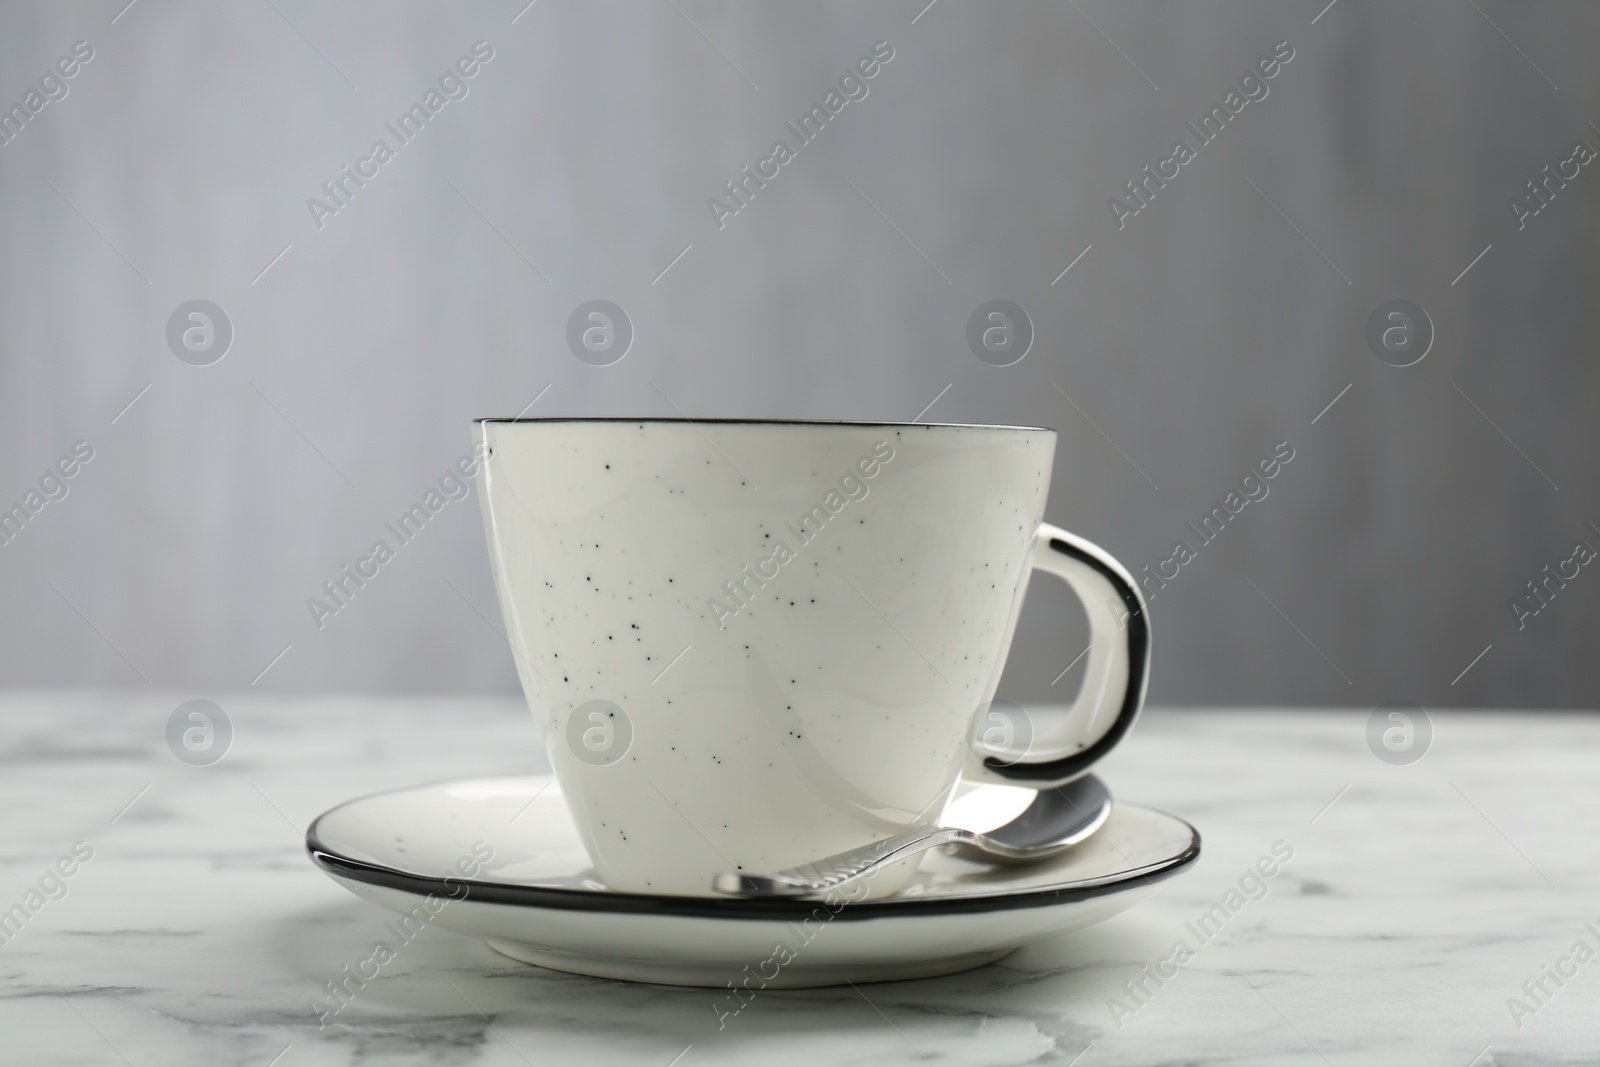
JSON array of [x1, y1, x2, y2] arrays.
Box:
[[306, 776, 1199, 988]]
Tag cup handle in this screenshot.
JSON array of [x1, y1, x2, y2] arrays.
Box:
[[963, 523, 1150, 788]]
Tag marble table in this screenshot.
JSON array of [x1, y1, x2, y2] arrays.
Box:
[[2, 692, 1595, 1066]]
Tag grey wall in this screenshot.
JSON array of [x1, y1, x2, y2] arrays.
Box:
[[0, 0, 1595, 708]]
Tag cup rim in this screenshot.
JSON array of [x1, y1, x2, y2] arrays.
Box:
[[474, 417, 1053, 432]]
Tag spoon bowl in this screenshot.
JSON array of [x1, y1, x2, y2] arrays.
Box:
[[712, 775, 1113, 899]]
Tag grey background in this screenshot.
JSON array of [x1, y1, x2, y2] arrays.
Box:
[[0, 0, 1594, 709]]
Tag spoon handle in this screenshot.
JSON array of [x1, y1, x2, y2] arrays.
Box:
[[713, 776, 1113, 899], [711, 825, 977, 898]]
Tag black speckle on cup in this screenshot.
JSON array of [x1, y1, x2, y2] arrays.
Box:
[[566, 699, 633, 766]]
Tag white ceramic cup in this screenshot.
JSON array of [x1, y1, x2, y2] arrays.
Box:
[[475, 419, 1149, 898]]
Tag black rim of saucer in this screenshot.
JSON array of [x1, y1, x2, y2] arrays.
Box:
[[304, 782, 1200, 921]]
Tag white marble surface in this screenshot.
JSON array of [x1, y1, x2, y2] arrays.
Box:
[[2, 692, 1596, 1066]]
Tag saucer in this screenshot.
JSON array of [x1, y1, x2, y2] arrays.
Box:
[[306, 776, 1199, 988]]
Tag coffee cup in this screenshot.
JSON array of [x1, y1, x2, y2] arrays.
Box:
[[475, 419, 1149, 898]]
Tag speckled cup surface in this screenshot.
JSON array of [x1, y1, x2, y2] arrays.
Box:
[[474, 419, 1145, 898]]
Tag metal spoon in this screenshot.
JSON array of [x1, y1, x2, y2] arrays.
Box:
[[711, 775, 1112, 899]]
